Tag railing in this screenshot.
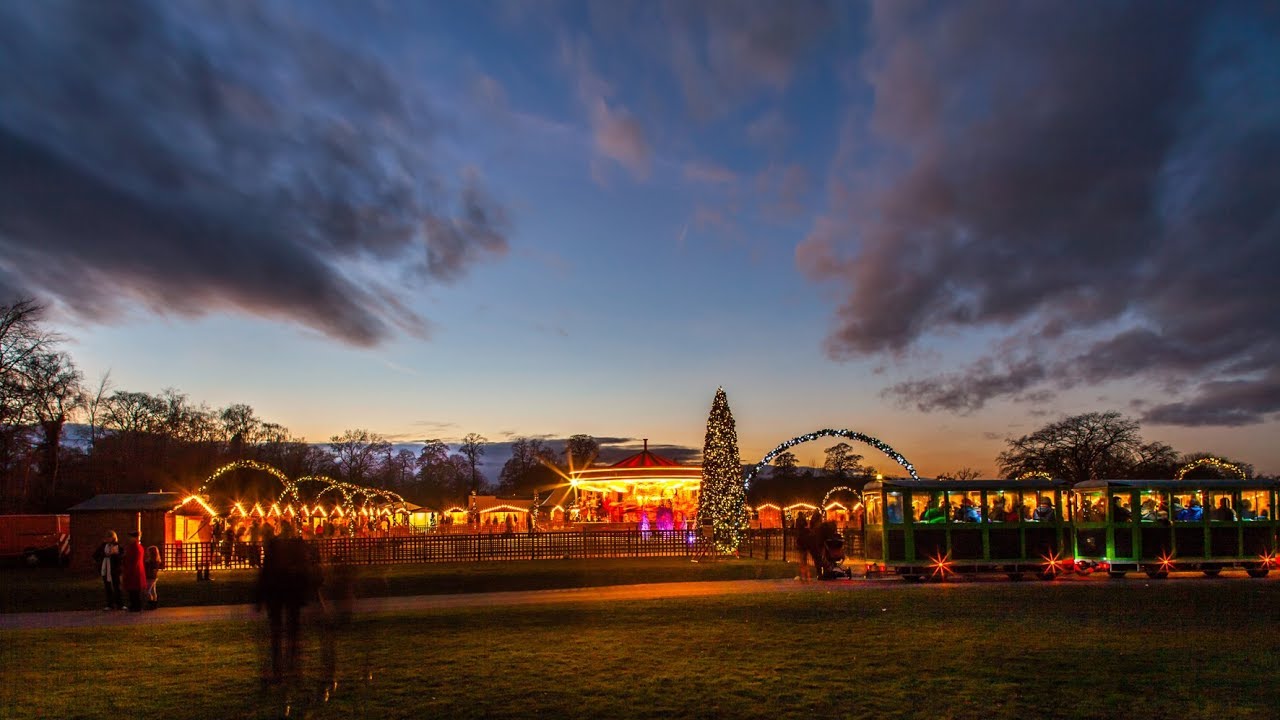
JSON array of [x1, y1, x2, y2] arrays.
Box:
[[163, 529, 715, 570], [737, 527, 864, 563], [161, 526, 866, 571]]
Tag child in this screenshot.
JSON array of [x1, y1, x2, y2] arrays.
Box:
[[144, 545, 166, 610]]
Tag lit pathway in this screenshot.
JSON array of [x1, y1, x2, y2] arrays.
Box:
[[0, 578, 820, 631]]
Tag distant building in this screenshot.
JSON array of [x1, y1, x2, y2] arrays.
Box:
[[67, 493, 208, 570]]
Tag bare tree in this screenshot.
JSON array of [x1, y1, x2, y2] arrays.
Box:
[[563, 434, 600, 469], [823, 443, 864, 482], [24, 350, 82, 500], [499, 438, 556, 496], [459, 433, 487, 493], [328, 429, 392, 484], [84, 371, 113, 450], [997, 412, 1144, 484]]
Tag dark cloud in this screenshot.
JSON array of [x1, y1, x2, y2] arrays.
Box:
[[0, 1, 507, 345], [802, 2, 1280, 426]]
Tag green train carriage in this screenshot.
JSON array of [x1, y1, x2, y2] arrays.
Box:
[[1072, 478, 1278, 579], [862, 478, 1074, 581]]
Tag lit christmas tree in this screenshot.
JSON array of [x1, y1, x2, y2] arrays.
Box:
[[698, 387, 746, 552]]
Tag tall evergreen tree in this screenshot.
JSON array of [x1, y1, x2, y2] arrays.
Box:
[[698, 387, 745, 552]]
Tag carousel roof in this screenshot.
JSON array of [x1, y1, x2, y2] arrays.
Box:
[[609, 440, 683, 468], [572, 440, 701, 485]]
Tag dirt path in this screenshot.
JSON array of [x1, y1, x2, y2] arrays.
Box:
[[0, 578, 820, 630]]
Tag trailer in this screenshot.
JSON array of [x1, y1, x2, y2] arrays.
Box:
[[0, 514, 71, 567]]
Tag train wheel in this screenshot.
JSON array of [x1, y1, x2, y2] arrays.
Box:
[[1145, 570, 1169, 579], [1246, 568, 1270, 579], [1006, 573, 1025, 581], [1036, 571, 1058, 581], [901, 574, 925, 582], [1107, 571, 1127, 579], [1202, 569, 1221, 577]]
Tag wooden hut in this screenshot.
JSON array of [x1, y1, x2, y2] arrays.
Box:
[[67, 493, 210, 570]]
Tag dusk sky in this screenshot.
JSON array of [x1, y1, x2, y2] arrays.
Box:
[[2, 1, 1278, 475]]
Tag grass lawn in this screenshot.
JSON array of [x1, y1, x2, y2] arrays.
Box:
[[0, 558, 797, 613], [2, 578, 1277, 719]]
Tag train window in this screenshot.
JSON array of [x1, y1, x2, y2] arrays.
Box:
[[1239, 490, 1271, 521], [1012, 492, 1035, 522], [1110, 493, 1134, 522], [915, 492, 947, 524], [948, 490, 982, 522], [1028, 490, 1059, 521], [987, 490, 1019, 522], [883, 492, 903, 524], [1172, 490, 1204, 522], [1207, 491, 1237, 522], [866, 494, 883, 525], [1138, 490, 1168, 523], [1075, 490, 1105, 522]]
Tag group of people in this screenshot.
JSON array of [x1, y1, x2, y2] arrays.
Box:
[[791, 511, 842, 582], [94, 530, 165, 611], [887, 494, 1058, 524], [201, 514, 411, 570], [1098, 495, 1272, 524]]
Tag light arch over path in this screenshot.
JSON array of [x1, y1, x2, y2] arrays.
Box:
[[196, 460, 292, 497], [744, 429, 920, 489]]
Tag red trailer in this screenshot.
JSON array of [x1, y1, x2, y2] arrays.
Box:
[[0, 514, 71, 566]]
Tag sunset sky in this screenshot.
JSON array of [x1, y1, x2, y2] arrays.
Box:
[[2, 1, 1278, 475]]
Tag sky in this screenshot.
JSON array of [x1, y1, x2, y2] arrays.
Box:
[[2, 1, 1278, 476]]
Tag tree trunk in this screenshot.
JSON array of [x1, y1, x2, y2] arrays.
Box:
[[40, 417, 64, 509]]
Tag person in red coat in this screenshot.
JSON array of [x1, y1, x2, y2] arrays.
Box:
[[121, 531, 148, 612]]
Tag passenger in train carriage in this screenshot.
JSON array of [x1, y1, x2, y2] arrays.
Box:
[[1110, 496, 1131, 522], [1032, 496, 1056, 522], [988, 495, 1010, 522], [886, 497, 903, 524], [1212, 497, 1236, 522], [1177, 498, 1204, 522], [1140, 499, 1157, 522], [919, 494, 947, 524], [1239, 499, 1257, 521], [955, 496, 981, 523]]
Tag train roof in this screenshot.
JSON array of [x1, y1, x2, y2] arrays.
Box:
[[863, 478, 1067, 492], [1075, 478, 1278, 489]]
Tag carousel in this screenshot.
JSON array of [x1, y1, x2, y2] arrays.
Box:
[[568, 440, 701, 531]]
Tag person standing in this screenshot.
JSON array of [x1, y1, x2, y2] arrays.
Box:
[[144, 545, 165, 610], [794, 513, 812, 583], [121, 531, 147, 612], [93, 531, 124, 610], [256, 523, 318, 683]]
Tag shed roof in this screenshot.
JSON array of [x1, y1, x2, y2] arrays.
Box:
[[68, 493, 184, 512]]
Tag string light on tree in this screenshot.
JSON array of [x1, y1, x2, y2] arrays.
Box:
[[1175, 457, 1246, 480], [1016, 471, 1054, 481], [698, 387, 747, 553]]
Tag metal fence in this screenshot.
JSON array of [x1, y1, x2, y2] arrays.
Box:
[[737, 527, 864, 563], [162, 526, 865, 571]]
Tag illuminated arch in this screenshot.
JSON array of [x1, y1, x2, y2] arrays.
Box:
[[744, 429, 919, 488], [1175, 457, 1246, 480], [197, 460, 291, 498], [821, 485, 860, 510]]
